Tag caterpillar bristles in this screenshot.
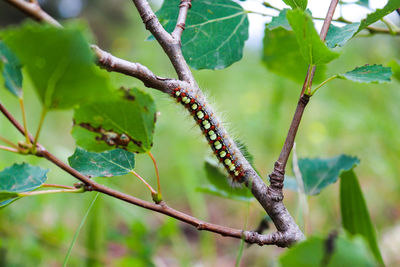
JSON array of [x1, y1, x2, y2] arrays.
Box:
[[171, 87, 246, 182]]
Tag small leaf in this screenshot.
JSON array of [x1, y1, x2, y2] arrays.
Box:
[[286, 9, 339, 65], [282, 0, 307, 10], [0, 40, 22, 97], [1, 22, 111, 109], [357, 0, 400, 34], [279, 233, 377, 267], [325, 23, 360, 48], [267, 9, 291, 30], [68, 147, 135, 178], [0, 163, 48, 207], [297, 155, 359, 195], [340, 170, 384, 264], [197, 160, 253, 202], [262, 27, 326, 84], [338, 64, 392, 83], [73, 88, 156, 154], [155, 0, 249, 70], [387, 60, 400, 81]]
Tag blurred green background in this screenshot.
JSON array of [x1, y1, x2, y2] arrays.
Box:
[[0, 0, 399, 266]]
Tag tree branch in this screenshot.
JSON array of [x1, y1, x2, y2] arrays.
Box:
[[267, 0, 339, 200], [171, 0, 192, 40], [91, 45, 185, 93], [4, 0, 61, 27]]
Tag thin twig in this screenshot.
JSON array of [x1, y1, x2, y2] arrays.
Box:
[[171, 0, 192, 40], [4, 0, 61, 27], [0, 145, 19, 153], [267, 0, 339, 201]]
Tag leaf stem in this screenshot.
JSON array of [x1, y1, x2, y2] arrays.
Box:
[[18, 187, 85, 197], [130, 170, 158, 196], [34, 107, 47, 145], [0, 145, 19, 153], [147, 151, 162, 199], [41, 183, 76, 190], [0, 135, 19, 149], [310, 75, 338, 96], [18, 97, 30, 145]]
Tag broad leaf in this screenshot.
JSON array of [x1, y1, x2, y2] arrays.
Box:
[[68, 147, 135, 178], [267, 9, 291, 30], [297, 155, 359, 195], [279, 233, 376, 266], [282, 0, 307, 10], [357, 0, 400, 34], [326, 23, 360, 48], [387, 60, 400, 81], [340, 170, 384, 264], [73, 88, 156, 154], [1, 22, 111, 109], [262, 27, 326, 84], [338, 64, 392, 83], [0, 163, 48, 207], [155, 0, 249, 70], [197, 160, 253, 202], [0, 40, 22, 97], [286, 9, 339, 65]]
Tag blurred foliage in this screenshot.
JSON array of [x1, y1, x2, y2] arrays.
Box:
[[0, 0, 399, 266]]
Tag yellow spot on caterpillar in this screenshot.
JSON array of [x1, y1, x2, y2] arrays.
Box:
[[204, 123, 211, 130], [234, 171, 239, 176], [208, 130, 215, 136], [196, 111, 204, 119], [210, 134, 217, 140], [214, 141, 222, 150], [175, 91, 181, 97], [182, 96, 188, 103], [191, 103, 198, 110], [224, 159, 231, 166], [219, 150, 226, 157], [229, 164, 235, 171]]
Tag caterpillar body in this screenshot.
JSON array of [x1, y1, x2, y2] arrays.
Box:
[[171, 87, 245, 182]]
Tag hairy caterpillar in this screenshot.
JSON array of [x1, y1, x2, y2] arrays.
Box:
[[171, 87, 245, 182]]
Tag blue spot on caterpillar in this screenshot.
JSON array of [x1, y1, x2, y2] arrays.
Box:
[[172, 87, 244, 182]]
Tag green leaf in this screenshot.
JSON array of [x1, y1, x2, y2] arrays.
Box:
[[1, 22, 111, 109], [73, 88, 156, 154], [286, 9, 339, 65], [325, 23, 360, 48], [357, 0, 400, 34], [262, 27, 326, 84], [0, 40, 22, 97], [282, 0, 307, 10], [340, 170, 384, 264], [155, 0, 249, 70], [267, 9, 291, 30], [68, 147, 135, 178], [0, 163, 48, 207], [279, 233, 377, 267], [387, 60, 400, 81], [197, 160, 253, 202], [338, 64, 392, 83], [298, 155, 359, 195]]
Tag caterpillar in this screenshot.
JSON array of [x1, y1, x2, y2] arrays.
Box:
[[171, 87, 245, 182]]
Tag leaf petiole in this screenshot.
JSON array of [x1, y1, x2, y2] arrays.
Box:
[[0, 145, 19, 153], [34, 107, 47, 145], [310, 75, 338, 96], [148, 151, 162, 199], [18, 187, 85, 197], [18, 97, 30, 144], [130, 170, 160, 202]]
